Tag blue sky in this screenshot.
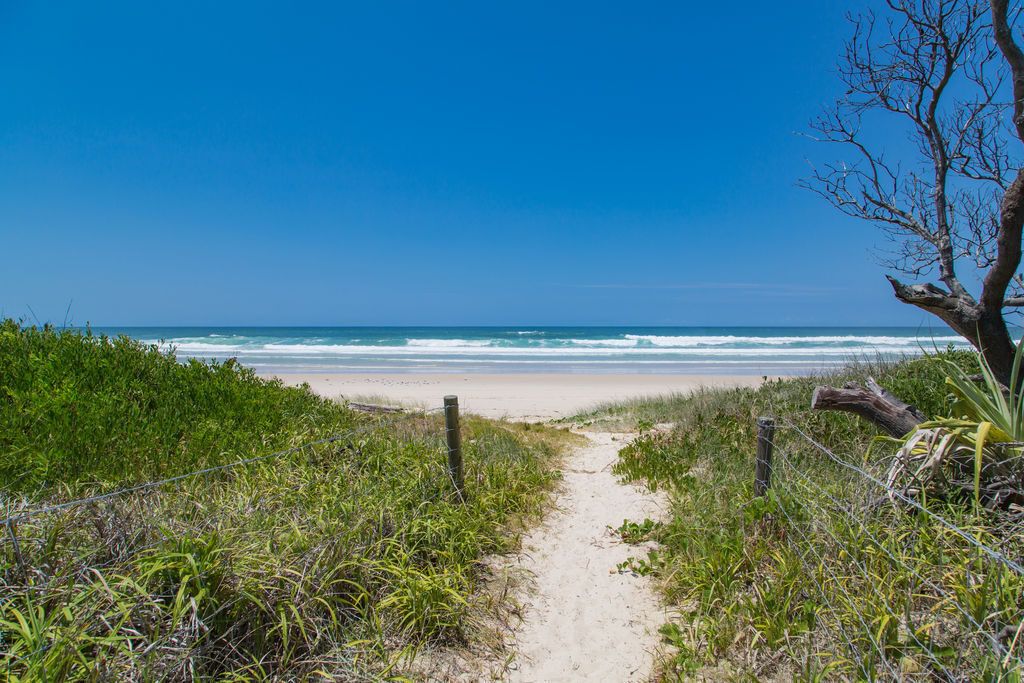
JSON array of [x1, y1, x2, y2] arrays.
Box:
[[0, 1, 959, 326]]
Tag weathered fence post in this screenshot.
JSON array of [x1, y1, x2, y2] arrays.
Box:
[[443, 395, 465, 501], [6, 521, 26, 577], [754, 417, 776, 496]]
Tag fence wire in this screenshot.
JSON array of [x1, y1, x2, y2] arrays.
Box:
[[759, 416, 1024, 680], [0, 404, 455, 680], [777, 416, 1024, 576], [0, 405, 451, 527]]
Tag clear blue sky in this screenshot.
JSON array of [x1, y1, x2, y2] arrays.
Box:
[[0, 1, 950, 327]]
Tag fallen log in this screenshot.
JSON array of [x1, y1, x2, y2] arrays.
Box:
[[811, 377, 925, 437]]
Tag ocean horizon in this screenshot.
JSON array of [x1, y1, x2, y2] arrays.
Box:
[[91, 326, 979, 375]]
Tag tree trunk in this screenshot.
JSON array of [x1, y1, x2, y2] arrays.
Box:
[[976, 309, 1017, 388]]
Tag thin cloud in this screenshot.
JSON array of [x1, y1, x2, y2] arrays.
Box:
[[558, 282, 845, 295]]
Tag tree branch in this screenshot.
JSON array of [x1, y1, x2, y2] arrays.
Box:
[[811, 377, 926, 437]]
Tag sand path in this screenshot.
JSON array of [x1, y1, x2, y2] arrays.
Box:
[[504, 431, 667, 682], [272, 373, 766, 421]]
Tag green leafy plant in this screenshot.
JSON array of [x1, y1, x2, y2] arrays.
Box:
[[614, 518, 660, 544], [616, 551, 664, 577], [945, 336, 1024, 439], [879, 338, 1024, 508]]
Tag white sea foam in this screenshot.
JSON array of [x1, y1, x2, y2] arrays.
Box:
[[404, 338, 493, 348], [152, 330, 978, 375], [568, 338, 638, 347], [623, 334, 962, 347], [242, 359, 851, 368], [160, 342, 245, 353], [138, 327, 993, 374], [164, 342, 968, 357]]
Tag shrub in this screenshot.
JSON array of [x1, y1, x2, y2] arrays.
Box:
[[0, 319, 358, 492]]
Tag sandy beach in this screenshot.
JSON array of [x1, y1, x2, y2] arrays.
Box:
[[270, 373, 769, 420]]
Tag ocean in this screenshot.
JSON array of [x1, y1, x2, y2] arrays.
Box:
[[91, 326, 974, 375]]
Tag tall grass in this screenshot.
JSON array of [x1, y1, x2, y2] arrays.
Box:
[[0, 321, 568, 680], [584, 352, 1024, 680]]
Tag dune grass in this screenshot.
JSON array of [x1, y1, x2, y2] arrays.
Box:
[[0, 321, 569, 680], [581, 352, 1024, 680], [0, 319, 367, 493]]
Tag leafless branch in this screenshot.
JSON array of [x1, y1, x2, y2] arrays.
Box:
[[804, 0, 1024, 384]]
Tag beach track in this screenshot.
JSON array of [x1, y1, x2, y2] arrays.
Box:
[[502, 431, 668, 681]]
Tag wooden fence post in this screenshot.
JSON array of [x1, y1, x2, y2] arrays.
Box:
[[6, 521, 26, 577], [755, 417, 776, 496], [443, 395, 465, 501]]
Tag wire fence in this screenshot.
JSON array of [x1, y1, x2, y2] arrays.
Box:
[[0, 401, 463, 679], [757, 415, 1024, 680], [0, 402, 455, 527]]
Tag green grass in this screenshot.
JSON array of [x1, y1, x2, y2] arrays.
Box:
[[0, 319, 365, 492], [581, 352, 1024, 681], [0, 321, 570, 680]]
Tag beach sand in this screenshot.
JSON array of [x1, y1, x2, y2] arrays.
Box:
[[269, 373, 769, 421], [503, 430, 668, 681]]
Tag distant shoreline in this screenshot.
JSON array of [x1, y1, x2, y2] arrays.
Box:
[[93, 325, 971, 377]]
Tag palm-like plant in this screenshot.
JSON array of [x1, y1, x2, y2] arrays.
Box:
[[944, 337, 1024, 440], [880, 339, 1024, 511]]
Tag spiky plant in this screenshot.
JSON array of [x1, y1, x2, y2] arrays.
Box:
[[880, 338, 1024, 510]]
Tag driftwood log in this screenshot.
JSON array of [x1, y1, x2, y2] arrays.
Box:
[[811, 377, 926, 437]]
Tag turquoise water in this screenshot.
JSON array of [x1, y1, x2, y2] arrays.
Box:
[[92, 326, 975, 375]]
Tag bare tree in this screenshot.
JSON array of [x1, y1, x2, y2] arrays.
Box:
[[804, 0, 1024, 386]]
